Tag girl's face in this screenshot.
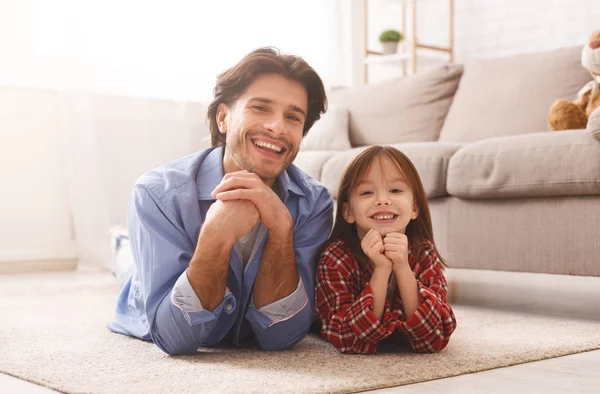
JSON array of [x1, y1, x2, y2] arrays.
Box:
[[343, 156, 418, 240]]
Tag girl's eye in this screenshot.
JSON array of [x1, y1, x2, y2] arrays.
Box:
[[360, 191, 373, 196], [390, 188, 403, 193]]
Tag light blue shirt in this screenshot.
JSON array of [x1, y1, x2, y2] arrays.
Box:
[[108, 146, 334, 355]]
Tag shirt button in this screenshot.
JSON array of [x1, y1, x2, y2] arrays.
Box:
[[226, 304, 233, 311]]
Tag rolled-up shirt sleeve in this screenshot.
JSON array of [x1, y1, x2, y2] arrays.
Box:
[[120, 185, 234, 355], [171, 272, 237, 326], [248, 278, 308, 324]]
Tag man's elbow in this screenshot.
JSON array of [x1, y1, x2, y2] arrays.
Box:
[[157, 341, 199, 356], [258, 329, 306, 351], [150, 328, 199, 356]]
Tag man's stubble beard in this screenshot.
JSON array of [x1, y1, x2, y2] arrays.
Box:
[[229, 132, 298, 183]]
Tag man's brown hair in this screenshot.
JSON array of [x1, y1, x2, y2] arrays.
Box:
[[206, 47, 327, 146]]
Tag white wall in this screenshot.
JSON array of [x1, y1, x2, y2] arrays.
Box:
[[363, 0, 600, 83], [0, 88, 77, 263], [0, 0, 348, 268]]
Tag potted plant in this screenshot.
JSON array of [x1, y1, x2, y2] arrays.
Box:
[[379, 29, 404, 55]]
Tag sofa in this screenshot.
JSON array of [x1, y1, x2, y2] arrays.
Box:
[[291, 45, 600, 278], [7, 45, 597, 281]]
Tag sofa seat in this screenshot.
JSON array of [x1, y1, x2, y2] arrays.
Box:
[[319, 142, 464, 199], [447, 129, 600, 199]]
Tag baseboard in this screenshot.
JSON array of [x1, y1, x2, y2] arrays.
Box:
[[0, 259, 78, 275], [446, 268, 600, 321]]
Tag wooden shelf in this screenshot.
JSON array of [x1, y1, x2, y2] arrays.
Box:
[[362, 0, 455, 83], [364, 52, 411, 65]]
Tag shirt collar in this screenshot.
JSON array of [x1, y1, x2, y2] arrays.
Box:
[[196, 145, 305, 201]]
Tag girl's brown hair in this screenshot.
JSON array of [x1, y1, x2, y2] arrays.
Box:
[[325, 145, 447, 268], [206, 47, 327, 147]]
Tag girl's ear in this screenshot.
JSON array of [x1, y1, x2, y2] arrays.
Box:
[[342, 203, 355, 224], [411, 203, 419, 220], [216, 103, 229, 134]]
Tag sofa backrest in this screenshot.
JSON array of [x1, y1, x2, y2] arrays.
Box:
[[438, 46, 592, 142], [328, 64, 463, 147]]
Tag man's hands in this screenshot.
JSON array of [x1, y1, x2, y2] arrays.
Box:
[[204, 199, 259, 245], [211, 171, 293, 236]]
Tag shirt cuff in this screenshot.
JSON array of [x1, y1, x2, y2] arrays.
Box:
[[248, 278, 309, 329], [171, 270, 237, 326], [348, 283, 397, 343], [399, 281, 440, 339]]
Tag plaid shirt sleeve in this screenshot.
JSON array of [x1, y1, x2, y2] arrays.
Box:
[[398, 240, 457, 353], [315, 241, 397, 354]]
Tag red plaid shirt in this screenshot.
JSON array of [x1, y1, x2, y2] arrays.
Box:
[[315, 238, 456, 354]]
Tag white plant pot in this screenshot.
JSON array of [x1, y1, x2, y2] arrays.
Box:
[[381, 41, 399, 55]]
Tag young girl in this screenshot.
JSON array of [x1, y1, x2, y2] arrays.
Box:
[[315, 145, 456, 354]]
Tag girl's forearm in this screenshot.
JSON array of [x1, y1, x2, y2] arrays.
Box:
[[394, 264, 420, 318], [370, 268, 392, 321]]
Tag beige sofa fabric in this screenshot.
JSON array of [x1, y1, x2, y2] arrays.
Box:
[[328, 64, 463, 147], [320, 142, 464, 199], [300, 104, 351, 151], [430, 196, 600, 276], [439, 46, 593, 142], [447, 129, 600, 199], [293, 151, 338, 182]]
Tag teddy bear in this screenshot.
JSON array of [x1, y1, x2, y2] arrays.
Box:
[[547, 29, 600, 131]]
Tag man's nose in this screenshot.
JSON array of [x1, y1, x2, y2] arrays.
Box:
[[264, 115, 286, 136]]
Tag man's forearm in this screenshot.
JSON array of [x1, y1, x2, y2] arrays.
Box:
[[253, 226, 298, 308], [187, 228, 234, 311]]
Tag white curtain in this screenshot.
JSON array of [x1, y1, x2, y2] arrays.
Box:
[[0, 0, 350, 268]]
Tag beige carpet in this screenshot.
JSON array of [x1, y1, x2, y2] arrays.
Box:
[[1, 271, 599, 394]]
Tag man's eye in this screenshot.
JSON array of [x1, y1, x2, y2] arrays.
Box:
[[287, 115, 301, 122], [254, 106, 267, 111]]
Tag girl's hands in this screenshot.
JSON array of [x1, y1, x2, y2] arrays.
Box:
[[383, 232, 409, 273], [361, 229, 392, 272]]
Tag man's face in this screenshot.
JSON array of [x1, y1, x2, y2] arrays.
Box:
[[218, 73, 308, 185]]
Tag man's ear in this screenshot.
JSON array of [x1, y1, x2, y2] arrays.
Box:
[[216, 103, 229, 134], [342, 203, 355, 224]]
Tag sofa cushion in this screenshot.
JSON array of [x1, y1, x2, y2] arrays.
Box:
[[439, 46, 593, 142], [447, 129, 600, 198], [320, 142, 464, 199], [293, 151, 339, 182], [300, 104, 351, 151], [328, 64, 463, 147]]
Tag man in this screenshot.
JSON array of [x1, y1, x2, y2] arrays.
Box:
[[108, 47, 334, 355]]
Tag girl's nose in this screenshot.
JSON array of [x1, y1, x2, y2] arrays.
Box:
[[375, 196, 391, 206]]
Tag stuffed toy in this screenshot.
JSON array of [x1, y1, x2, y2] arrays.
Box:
[[548, 29, 600, 131]]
